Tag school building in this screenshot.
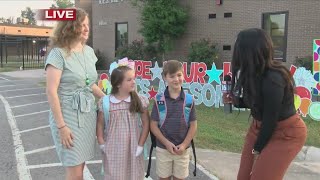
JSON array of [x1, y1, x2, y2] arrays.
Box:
[[75, 0, 320, 66]]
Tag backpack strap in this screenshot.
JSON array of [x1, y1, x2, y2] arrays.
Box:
[[184, 93, 197, 176], [100, 95, 110, 176], [155, 93, 166, 128], [146, 94, 164, 178], [183, 93, 193, 126], [145, 135, 155, 178], [102, 95, 111, 135], [191, 139, 197, 176]]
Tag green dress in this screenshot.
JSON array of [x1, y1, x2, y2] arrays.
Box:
[[45, 45, 98, 166]]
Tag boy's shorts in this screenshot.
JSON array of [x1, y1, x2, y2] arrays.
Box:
[[156, 147, 190, 179]]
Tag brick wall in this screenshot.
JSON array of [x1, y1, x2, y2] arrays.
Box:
[[79, 0, 320, 67]]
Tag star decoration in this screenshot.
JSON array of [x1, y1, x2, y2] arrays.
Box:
[[150, 61, 163, 81], [148, 86, 158, 99], [206, 63, 223, 84]]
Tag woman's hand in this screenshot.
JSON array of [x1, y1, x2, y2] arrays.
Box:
[[59, 126, 74, 149]]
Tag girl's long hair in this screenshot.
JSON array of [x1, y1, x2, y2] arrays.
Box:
[[110, 66, 143, 113]]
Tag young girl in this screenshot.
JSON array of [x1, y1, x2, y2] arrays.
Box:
[[96, 65, 150, 180]]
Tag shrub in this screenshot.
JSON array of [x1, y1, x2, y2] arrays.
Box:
[[95, 49, 109, 70], [116, 39, 159, 61], [188, 39, 218, 69], [294, 56, 313, 71]]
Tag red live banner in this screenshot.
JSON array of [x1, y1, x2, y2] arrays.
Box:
[[40, 9, 76, 21]]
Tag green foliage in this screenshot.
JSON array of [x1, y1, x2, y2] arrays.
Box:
[[294, 56, 313, 71], [51, 0, 74, 8], [95, 49, 109, 70], [138, 0, 189, 55], [21, 7, 36, 25], [188, 39, 219, 69], [116, 39, 159, 61]]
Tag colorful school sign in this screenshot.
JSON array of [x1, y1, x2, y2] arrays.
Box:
[[98, 56, 320, 121]]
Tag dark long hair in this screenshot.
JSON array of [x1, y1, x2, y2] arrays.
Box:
[[110, 66, 143, 113], [231, 28, 295, 108]]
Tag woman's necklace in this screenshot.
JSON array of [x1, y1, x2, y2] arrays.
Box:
[[74, 49, 90, 86]]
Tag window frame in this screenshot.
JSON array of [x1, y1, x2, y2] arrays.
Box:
[[115, 22, 128, 54], [262, 11, 289, 62]]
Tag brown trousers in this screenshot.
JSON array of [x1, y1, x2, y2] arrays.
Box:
[[237, 114, 307, 180]]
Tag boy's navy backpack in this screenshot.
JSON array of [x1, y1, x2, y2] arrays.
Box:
[[145, 93, 197, 178]]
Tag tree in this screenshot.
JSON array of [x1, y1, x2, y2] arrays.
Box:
[[188, 39, 219, 69], [21, 7, 36, 25], [51, 0, 74, 8], [6, 17, 14, 24], [137, 0, 189, 59], [0, 17, 14, 24]]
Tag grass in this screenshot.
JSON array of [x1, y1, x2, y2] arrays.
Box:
[[148, 102, 320, 153], [193, 105, 320, 153], [1, 56, 45, 71], [0, 66, 18, 72]]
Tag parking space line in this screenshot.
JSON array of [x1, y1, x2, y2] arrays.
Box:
[[6, 93, 46, 99], [0, 77, 10, 81], [24, 146, 55, 155], [190, 160, 219, 180], [0, 95, 32, 180], [27, 160, 102, 169], [83, 165, 95, 180], [15, 110, 49, 118], [0, 87, 45, 93], [26, 160, 153, 179], [0, 84, 17, 88], [19, 125, 50, 134], [11, 101, 48, 108], [86, 160, 103, 164], [0, 80, 37, 86], [27, 163, 62, 169]]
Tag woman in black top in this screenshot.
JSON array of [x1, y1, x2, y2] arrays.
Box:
[[226, 28, 307, 180]]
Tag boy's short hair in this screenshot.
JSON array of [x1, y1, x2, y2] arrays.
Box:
[[162, 60, 183, 77]]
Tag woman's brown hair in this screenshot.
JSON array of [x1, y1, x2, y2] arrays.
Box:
[[110, 66, 144, 113], [48, 8, 88, 54]]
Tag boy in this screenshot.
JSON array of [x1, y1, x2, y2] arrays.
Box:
[[150, 60, 197, 180]]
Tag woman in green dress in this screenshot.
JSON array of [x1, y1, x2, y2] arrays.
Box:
[[45, 8, 105, 179]]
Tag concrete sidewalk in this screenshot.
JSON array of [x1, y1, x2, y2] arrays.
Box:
[[0, 69, 46, 79], [196, 146, 320, 180]]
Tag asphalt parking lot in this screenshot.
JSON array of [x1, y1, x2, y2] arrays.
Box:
[[0, 74, 214, 180]]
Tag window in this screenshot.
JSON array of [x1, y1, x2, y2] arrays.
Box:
[[223, 45, 231, 51], [209, 14, 216, 19], [115, 22, 128, 52], [262, 12, 288, 61], [224, 13, 232, 18]]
